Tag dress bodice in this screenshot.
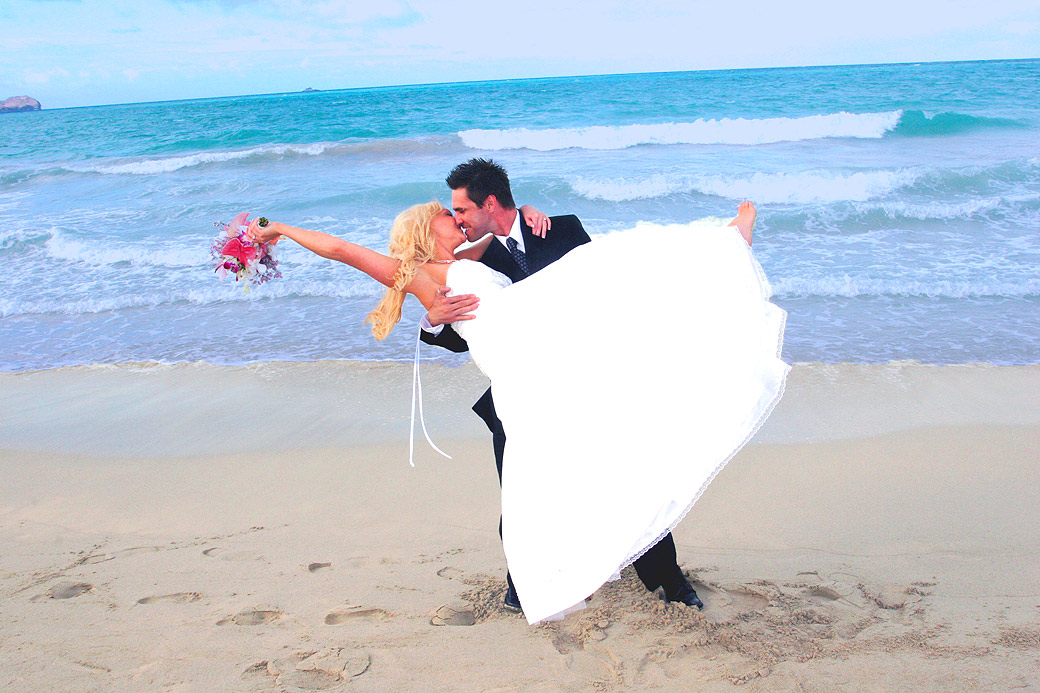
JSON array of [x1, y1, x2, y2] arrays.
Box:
[[446, 260, 513, 342]]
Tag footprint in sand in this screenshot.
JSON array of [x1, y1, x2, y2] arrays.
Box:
[[217, 608, 282, 626], [907, 580, 936, 597], [688, 581, 769, 622], [551, 632, 584, 654], [308, 562, 332, 573], [806, 581, 851, 602], [430, 602, 475, 626], [862, 584, 911, 610], [324, 606, 393, 624], [565, 651, 623, 686], [136, 592, 202, 605], [40, 582, 93, 600], [243, 648, 370, 689], [791, 577, 874, 610], [436, 566, 463, 579], [81, 546, 162, 565], [202, 547, 264, 562]]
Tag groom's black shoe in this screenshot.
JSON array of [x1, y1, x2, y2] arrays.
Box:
[[664, 581, 704, 610], [503, 584, 523, 612], [503, 573, 523, 613]]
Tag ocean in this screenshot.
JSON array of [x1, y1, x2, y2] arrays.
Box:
[[1, 59, 1038, 372]]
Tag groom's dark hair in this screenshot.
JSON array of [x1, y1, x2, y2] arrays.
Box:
[[446, 158, 516, 210]]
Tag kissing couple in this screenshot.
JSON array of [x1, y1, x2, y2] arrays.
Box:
[[248, 157, 788, 624]]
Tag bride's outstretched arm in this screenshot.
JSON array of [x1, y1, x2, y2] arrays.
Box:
[[247, 220, 400, 287]]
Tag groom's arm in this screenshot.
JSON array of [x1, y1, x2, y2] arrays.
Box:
[[535, 214, 591, 264], [551, 215, 592, 250], [419, 321, 470, 352], [419, 286, 478, 352], [418, 285, 476, 351]]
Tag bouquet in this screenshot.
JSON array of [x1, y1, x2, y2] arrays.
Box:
[[211, 212, 281, 288]]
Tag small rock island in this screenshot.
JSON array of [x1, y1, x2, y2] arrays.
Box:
[[1, 96, 42, 113]]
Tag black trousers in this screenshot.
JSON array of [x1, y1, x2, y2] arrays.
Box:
[[491, 419, 687, 597]]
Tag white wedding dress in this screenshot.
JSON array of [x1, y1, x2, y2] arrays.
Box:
[[444, 218, 789, 624]]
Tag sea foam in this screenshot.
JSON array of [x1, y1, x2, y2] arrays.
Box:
[[459, 111, 903, 150], [571, 169, 919, 204], [771, 274, 1040, 299], [0, 277, 384, 318], [70, 142, 335, 175], [44, 233, 206, 267]]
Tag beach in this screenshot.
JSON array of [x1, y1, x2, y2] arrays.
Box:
[[2, 360, 1038, 691], [2, 57, 1038, 691]]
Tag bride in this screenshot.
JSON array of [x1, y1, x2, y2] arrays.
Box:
[[248, 197, 788, 625]]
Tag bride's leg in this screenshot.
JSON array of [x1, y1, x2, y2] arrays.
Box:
[[727, 200, 756, 246]]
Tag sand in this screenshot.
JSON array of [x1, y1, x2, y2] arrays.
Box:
[[1, 361, 1039, 691]]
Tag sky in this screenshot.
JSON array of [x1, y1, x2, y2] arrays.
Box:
[[1, 0, 1038, 109]]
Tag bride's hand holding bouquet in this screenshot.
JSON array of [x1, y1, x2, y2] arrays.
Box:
[[246, 217, 283, 245], [211, 212, 281, 288]]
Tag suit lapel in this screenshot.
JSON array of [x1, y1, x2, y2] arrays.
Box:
[[518, 216, 546, 274], [480, 238, 525, 283], [478, 214, 556, 281]]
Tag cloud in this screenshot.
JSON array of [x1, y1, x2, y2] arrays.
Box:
[[23, 67, 70, 84], [4, 0, 1039, 108], [1003, 20, 1039, 36], [172, 0, 261, 7], [171, 0, 421, 26]]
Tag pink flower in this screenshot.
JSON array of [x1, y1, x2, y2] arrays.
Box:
[[226, 212, 250, 236], [221, 237, 258, 263]]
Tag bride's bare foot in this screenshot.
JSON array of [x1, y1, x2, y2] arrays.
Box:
[[728, 201, 756, 246]]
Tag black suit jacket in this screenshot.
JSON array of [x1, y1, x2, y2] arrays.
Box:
[[419, 213, 591, 429]]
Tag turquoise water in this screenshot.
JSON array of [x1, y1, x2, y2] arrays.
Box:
[[2, 59, 1038, 371]]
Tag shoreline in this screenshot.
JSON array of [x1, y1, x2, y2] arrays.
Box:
[[7, 354, 1040, 375], [3, 360, 1039, 458]]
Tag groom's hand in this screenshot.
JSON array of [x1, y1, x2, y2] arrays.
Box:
[[428, 286, 479, 326]]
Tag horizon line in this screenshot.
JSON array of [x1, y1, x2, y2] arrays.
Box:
[[19, 56, 1039, 112]]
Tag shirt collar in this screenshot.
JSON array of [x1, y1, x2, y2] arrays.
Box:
[[495, 211, 524, 253]]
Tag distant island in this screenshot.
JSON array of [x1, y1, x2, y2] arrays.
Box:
[[301, 87, 320, 93], [1, 96, 41, 113]]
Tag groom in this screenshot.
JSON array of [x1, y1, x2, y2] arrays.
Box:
[[420, 158, 703, 613]]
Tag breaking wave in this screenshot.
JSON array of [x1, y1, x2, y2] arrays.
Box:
[[460, 111, 904, 150], [459, 109, 1025, 151], [570, 169, 920, 204]]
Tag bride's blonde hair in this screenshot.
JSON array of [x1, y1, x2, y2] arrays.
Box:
[[366, 201, 445, 340]]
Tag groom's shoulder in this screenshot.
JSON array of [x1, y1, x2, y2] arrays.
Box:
[[548, 214, 591, 245]]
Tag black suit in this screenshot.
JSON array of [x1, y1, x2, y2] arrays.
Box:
[[420, 214, 687, 596]]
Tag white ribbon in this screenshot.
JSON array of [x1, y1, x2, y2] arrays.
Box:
[[410, 327, 453, 467]]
